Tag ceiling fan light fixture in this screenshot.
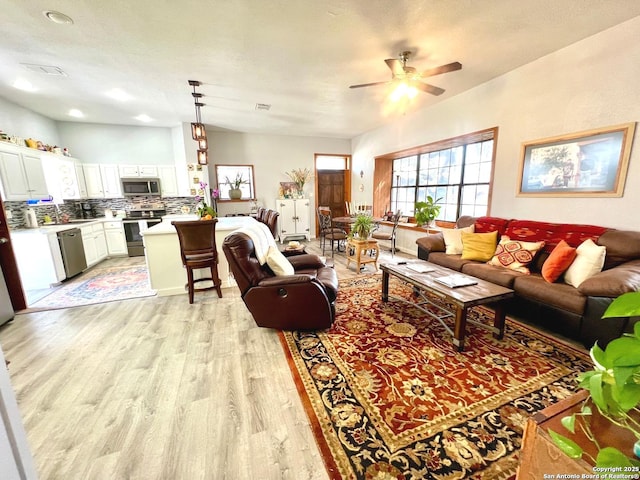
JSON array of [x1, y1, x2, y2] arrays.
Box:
[[390, 82, 418, 102]]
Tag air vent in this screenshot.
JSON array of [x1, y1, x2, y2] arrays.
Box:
[[21, 63, 67, 76], [255, 103, 271, 111]]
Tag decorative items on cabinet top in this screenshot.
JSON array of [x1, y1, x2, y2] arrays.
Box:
[[1, 129, 71, 155]]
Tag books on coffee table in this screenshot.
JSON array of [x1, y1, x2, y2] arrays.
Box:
[[434, 274, 478, 288], [406, 263, 435, 273]]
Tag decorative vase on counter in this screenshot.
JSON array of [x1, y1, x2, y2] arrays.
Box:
[[229, 188, 242, 199]]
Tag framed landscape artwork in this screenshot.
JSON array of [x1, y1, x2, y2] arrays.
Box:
[[517, 122, 636, 197]]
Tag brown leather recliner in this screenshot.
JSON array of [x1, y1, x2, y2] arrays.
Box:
[[265, 210, 279, 238], [222, 232, 338, 330]]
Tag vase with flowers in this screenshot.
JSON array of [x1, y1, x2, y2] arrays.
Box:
[[286, 168, 312, 198], [195, 181, 216, 219], [225, 173, 249, 199]]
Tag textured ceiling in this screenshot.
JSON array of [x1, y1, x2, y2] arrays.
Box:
[[1, 1, 639, 138]]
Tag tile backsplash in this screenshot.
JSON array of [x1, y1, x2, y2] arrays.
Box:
[[4, 196, 196, 229]]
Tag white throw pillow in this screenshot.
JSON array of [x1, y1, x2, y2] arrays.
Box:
[[265, 246, 294, 276], [442, 225, 475, 254], [563, 239, 606, 288]]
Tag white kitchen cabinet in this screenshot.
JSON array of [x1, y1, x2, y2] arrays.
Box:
[[101, 165, 122, 198], [103, 220, 127, 255], [157, 165, 178, 196], [276, 198, 310, 243], [83, 164, 104, 197], [81, 223, 108, 267], [42, 153, 84, 200], [119, 165, 158, 177], [82, 164, 122, 198], [0, 144, 49, 201]]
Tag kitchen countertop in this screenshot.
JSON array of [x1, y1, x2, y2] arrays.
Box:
[[11, 218, 121, 234]]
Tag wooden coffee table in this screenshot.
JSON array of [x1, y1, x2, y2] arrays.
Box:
[[380, 261, 514, 351]]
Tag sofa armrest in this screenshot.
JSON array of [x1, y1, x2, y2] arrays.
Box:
[[578, 259, 640, 297], [258, 274, 315, 287], [288, 254, 326, 270], [416, 233, 445, 255]]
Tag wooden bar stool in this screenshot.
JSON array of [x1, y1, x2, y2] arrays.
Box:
[[172, 219, 223, 303]]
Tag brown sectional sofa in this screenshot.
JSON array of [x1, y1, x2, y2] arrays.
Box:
[[416, 216, 640, 348]]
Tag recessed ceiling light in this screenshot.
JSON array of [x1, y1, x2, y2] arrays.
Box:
[[13, 78, 37, 92], [105, 88, 131, 102], [68, 109, 84, 118], [135, 114, 152, 123], [43, 10, 74, 25]]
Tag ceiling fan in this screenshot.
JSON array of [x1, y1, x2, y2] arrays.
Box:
[[349, 51, 462, 96]]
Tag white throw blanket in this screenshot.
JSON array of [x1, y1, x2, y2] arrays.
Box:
[[235, 221, 276, 265]]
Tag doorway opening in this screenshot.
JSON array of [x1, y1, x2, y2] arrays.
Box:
[[314, 154, 351, 234]]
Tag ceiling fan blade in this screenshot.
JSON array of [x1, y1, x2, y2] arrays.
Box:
[[384, 58, 404, 76], [349, 81, 389, 89], [413, 81, 445, 96], [420, 61, 462, 78]]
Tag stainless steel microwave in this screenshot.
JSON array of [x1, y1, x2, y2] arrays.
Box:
[[121, 178, 161, 196]]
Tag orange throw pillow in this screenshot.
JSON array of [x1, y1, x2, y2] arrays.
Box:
[[542, 240, 578, 283]]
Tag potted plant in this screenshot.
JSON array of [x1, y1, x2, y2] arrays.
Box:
[[286, 168, 313, 197], [350, 214, 374, 239], [549, 291, 640, 467], [414, 196, 443, 227], [225, 173, 249, 199]]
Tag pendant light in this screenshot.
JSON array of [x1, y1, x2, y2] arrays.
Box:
[[188, 80, 208, 164]]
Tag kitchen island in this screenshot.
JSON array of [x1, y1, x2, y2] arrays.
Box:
[[142, 215, 256, 296]]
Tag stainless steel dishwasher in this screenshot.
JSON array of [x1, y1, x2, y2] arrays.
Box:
[[57, 228, 87, 279]]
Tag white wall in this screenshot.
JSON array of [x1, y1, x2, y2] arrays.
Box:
[[56, 122, 176, 165], [0, 97, 61, 146], [208, 131, 351, 217], [352, 17, 640, 231]]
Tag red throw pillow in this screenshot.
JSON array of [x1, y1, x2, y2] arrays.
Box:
[[542, 240, 578, 283]]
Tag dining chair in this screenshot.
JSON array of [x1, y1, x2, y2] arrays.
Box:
[[317, 207, 347, 256], [171, 219, 223, 304], [371, 210, 402, 256]]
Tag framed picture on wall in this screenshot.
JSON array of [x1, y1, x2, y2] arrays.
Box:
[[517, 122, 636, 197]]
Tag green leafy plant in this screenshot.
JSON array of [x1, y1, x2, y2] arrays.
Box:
[[550, 292, 640, 468], [350, 214, 374, 239], [414, 196, 443, 226], [225, 172, 249, 189]]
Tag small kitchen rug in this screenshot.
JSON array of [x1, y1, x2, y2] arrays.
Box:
[[29, 265, 156, 311]]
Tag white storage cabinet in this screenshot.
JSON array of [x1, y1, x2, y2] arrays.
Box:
[[83, 164, 122, 198], [0, 144, 49, 201], [276, 198, 310, 243], [81, 223, 108, 267], [103, 220, 127, 256], [119, 165, 158, 177]]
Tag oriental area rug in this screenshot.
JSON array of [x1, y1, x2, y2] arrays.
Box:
[[30, 264, 156, 310], [279, 275, 590, 480]]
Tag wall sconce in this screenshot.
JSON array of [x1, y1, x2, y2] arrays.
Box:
[[197, 149, 208, 165]]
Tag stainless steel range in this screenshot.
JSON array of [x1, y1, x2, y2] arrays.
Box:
[[122, 205, 166, 256]]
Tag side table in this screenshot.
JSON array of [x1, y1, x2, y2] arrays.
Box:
[[346, 238, 379, 273], [282, 245, 306, 257]]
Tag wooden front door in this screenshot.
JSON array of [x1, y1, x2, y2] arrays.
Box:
[[317, 170, 347, 218]]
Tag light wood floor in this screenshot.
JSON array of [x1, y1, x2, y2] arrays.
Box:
[[0, 238, 410, 480]]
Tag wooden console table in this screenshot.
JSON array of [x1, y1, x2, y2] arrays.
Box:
[[346, 238, 379, 273], [517, 390, 638, 478]]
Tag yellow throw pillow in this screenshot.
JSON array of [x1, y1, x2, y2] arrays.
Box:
[[461, 231, 499, 262], [488, 235, 545, 274]]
